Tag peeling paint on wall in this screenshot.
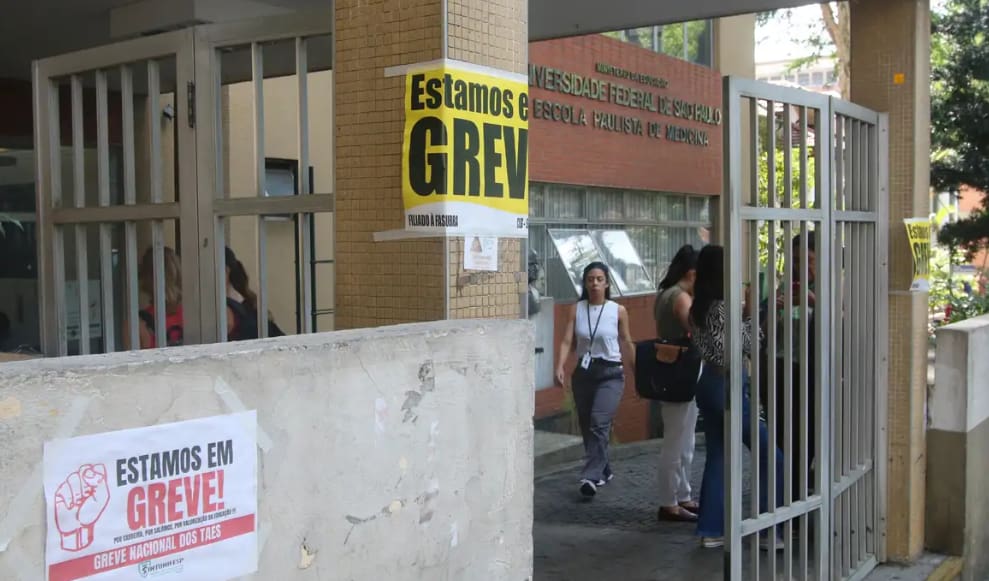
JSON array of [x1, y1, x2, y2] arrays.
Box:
[[0, 320, 535, 579], [0, 397, 20, 420], [298, 539, 317, 569], [375, 398, 388, 435]]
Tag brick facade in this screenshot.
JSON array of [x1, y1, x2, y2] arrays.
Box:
[[334, 0, 447, 329], [335, 0, 528, 328], [528, 35, 723, 195], [446, 0, 529, 321], [528, 36, 723, 443]]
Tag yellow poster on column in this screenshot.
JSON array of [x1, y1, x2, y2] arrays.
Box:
[[904, 218, 931, 292], [401, 63, 529, 237]]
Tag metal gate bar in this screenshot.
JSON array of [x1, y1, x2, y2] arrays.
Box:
[[70, 76, 91, 355], [829, 97, 888, 581], [296, 36, 313, 335], [121, 63, 141, 349], [34, 29, 199, 356], [194, 11, 333, 343], [96, 69, 115, 353], [724, 75, 891, 581], [34, 11, 333, 355]]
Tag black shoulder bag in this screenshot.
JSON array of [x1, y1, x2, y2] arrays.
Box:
[[633, 336, 702, 402]]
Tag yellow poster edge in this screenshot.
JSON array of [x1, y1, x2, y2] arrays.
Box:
[[373, 229, 529, 242]]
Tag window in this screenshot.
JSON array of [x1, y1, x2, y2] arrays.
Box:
[[798, 72, 811, 86], [547, 229, 655, 297], [0, 147, 40, 354], [602, 20, 713, 67], [529, 183, 713, 300], [812, 72, 825, 86]]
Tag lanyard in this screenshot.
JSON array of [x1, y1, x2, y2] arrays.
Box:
[[586, 301, 606, 349]]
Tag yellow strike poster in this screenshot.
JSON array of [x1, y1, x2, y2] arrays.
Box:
[[402, 63, 529, 237], [904, 218, 931, 292]]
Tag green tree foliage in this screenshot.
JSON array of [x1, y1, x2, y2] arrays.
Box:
[[928, 241, 989, 330], [756, 3, 849, 97], [932, 0, 989, 257], [757, 148, 813, 274], [606, 22, 711, 63]]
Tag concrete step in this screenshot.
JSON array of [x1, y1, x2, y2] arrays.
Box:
[[534, 430, 583, 475]]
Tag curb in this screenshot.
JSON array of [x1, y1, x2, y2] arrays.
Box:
[[926, 557, 963, 581]]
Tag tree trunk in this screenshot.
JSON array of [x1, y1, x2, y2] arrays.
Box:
[[820, 2, 851, 99]]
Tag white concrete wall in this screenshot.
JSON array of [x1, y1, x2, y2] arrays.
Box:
[[0, 320, 534, 580], [932, 313, 989, 434], [930, 314, 989, 580]]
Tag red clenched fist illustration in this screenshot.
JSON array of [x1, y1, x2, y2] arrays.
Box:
[[53, 464, 110, 551]]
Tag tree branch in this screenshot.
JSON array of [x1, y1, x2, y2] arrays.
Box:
[[820, 2, 851, 98]]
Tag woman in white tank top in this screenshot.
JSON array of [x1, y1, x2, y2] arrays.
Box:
[[555, 262, 635, 498]]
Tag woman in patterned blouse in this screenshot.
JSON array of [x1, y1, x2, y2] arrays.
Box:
[[689, 245, 783, 549]]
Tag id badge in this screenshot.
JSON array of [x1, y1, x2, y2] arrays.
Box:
[[580, 353, 591, 370]]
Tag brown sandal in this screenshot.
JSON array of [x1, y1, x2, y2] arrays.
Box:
[[657, 506, 698, 522], [679, 500, 700, 512]]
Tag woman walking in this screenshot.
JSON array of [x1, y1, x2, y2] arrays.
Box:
[[690, 245, 783, 548], [555, 262, 636, 498], [653, 245, 700, 522]]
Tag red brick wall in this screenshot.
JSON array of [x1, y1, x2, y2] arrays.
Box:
[[528, 35, 723, 195], [957, 186, 989, 273], [536, 295, 658, 443]]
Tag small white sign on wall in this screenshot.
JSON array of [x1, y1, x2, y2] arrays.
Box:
[[464, 236, 498, 272], [43, 412, 259, 581]]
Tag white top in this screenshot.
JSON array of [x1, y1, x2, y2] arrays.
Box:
[[574, 300, 621, 363]]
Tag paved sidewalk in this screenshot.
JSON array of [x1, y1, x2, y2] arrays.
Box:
[[533, 438, 946, 581]]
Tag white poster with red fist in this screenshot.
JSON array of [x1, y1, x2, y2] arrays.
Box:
[[42, 411, 258, 581]]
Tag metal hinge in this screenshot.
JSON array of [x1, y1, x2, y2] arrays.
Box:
[[187, 82, 196, 128]]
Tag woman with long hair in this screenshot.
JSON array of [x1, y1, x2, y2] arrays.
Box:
[[224, 246, 284, 341], [555, 262, 635, 498], [130, 246, 184, 349], [690, 245, 783, 549], [653, 244, 700, 522]]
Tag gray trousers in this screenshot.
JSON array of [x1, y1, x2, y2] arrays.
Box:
[[571, 363, 625, 482]]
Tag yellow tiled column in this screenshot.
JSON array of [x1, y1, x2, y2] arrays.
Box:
[[446, 0, 528, 320], [850, 0, 931, 561], [334, 0, 445, 329], [334, 0, 527, 328]]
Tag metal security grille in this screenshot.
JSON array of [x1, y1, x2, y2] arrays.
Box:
[[830, 99, 888, 581], [193, 14, 335, 342], [32, 11, 333, 356], [721, 76, 888, 581]]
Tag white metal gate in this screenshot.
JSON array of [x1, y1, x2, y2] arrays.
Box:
[[32, 10, 334, 356], [722, 76, 888, 580]]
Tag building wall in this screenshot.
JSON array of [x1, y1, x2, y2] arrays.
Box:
[[528, 35, 723, 195], [529, 17, 755, 443], [929, 315, 989, 580], [851, 0, 931, 560]]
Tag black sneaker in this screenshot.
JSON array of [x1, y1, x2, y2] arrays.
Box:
[[579, 479, 597, 497], [596, 473, 615, 487]]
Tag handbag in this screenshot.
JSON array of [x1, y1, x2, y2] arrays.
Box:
[[634, 337, 702, 402]]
